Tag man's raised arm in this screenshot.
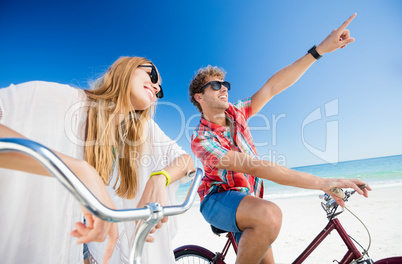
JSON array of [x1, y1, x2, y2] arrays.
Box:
[[250, 13, 357, 116]]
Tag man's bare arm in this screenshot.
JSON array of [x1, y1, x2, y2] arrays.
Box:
[[216, 150, 370, 207], [250, 13, 357, 116]]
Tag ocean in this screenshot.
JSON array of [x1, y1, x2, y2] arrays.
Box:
[[176, 155, 402, 204]]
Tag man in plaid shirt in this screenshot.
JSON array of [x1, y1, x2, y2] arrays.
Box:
[[189, 14, 371, 264]]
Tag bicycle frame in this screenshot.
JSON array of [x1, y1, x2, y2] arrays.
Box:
[[0, 138, 203, 264], [216, 232, 238, 264], [294, 216, 402, 264], [294, 217, 362, 264], [175, 201, 402, 264]]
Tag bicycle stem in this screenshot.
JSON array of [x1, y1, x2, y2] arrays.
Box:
[[130, 203, 164, 264]]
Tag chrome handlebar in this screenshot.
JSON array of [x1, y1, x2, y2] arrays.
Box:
[[0, 138, 203, 264]]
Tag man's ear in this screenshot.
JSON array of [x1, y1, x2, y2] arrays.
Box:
[[194, 93, 203, 103]]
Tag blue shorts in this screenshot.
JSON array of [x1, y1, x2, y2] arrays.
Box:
[[83, 217, 88, 260], [83, 243, 88, 260], [200, 190, 247, 243]]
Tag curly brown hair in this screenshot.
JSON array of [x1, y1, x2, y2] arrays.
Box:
[[189, 65, 226, 112]]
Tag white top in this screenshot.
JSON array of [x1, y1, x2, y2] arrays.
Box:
[[87, 119, 185, 264], [0, 81, 87, 264], [0, 81, 187, 264]]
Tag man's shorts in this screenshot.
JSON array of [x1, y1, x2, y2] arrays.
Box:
[[200, 190, 247, 243]]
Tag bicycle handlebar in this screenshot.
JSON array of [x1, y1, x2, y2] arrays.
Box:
[[0, 138, 203, 264], [320, 185, 367, 217], [0, 138, 202, 222]]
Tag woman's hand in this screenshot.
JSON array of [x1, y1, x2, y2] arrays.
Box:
[[0, 125, 119, 263], [136, 174, 168, 242], [68, 160, 119, 264], [71, 207, 118, 264], [137, 154, 194, 242]]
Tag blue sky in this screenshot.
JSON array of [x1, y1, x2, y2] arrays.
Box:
[[1, 0, 401, 168]]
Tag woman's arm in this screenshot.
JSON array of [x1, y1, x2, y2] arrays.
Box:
[[136, 153, 195, 241], [0, 124, 118, 264], [153, 153, 195, 184]]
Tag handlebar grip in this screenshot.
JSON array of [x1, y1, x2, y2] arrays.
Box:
[[330, 187, 346, 199]]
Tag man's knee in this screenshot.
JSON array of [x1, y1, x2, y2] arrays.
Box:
[[258, 202, 282, 235], [247, 201, 282, 246], [237, 198, 282, 234]]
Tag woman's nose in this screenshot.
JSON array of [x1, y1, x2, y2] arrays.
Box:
[[152, 83, 160, 94]]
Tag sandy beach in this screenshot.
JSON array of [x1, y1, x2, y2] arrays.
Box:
[[173, 185, 402, 263]]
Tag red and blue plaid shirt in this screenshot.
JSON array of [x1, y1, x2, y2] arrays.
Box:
[[191, 98, 264, 202]]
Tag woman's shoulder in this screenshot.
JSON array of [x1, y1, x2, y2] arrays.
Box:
[[146, 119, 168, 138], [2, 80, 87, 102], [0, 81, 88, 118], [1, 80, 80, 94]]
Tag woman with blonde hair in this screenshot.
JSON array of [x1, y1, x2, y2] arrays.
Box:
[[0, 56, 194, 264]]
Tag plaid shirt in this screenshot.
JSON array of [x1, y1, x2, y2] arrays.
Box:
[[191, 98, 264, 202]]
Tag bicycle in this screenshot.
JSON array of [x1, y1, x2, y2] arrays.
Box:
[[0, 138, 203, 264], [174, 187, 402, 264]]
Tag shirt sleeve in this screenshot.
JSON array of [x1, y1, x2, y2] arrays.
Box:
[[233, 97, 252, 120], [148, 119, 191, 184], [149, 119, 186, 167], [191, 130, 229, 170]]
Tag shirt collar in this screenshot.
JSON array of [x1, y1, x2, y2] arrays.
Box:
[[200, 114, 226, 132], [200, 104, 235, 132]]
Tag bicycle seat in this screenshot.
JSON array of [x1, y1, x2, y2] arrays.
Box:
[[211, 225, 228, 235]]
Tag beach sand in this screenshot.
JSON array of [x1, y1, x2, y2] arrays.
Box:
[[173, 185, 402, 263]]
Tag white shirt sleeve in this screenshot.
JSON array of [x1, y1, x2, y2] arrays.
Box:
[[0, 81, 87, 264], [148, 119, 192, 184]]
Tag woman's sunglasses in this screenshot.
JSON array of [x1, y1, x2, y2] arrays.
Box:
[[138, 64, 164, 99], [200, 81, 231, 92]]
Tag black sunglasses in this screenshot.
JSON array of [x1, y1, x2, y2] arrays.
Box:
[[200, 81, 231, 92], [138, 64, 164, 99]]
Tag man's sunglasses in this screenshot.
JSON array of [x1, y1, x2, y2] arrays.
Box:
[[138, 64, 164, 99], [200, 81, 231, 92]]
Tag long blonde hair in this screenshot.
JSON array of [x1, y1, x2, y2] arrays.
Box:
[[84, 56, 157, 199]]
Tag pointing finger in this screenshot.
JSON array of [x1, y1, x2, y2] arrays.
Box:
[[337, 13, 356, 32]]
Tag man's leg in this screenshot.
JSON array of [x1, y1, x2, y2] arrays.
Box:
[[235, 195, 282, 264], [260, 247, 274, 264]]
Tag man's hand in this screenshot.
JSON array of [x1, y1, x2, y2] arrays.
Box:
[[322, 178, 371, 207], [316, 13, 357, 55]]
